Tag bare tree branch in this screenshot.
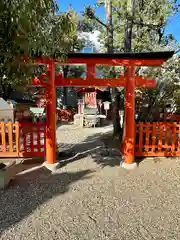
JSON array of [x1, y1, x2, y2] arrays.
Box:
[[84, 6, 108, 29], [92, 16, 108, 28]]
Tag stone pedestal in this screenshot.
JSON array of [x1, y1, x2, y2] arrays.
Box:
[[43, 161, 60, 172], [73, 114, 84, 127]]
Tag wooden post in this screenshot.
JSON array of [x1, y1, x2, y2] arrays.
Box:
[[123, 64, 136, 164], [46, 62, 56, 164]]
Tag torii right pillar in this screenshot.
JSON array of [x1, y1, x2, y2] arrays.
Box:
[[122, 64, 137, 169]]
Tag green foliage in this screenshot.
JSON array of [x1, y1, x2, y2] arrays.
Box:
[[93, 0, 179, 52], [85, 0, 180, 123], [136, 55, 180, 121], [0, 0, 81, 99]]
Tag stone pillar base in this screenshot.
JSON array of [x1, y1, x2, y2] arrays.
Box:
[[43, 161, 60, 172], [121, 161, 137, 170]]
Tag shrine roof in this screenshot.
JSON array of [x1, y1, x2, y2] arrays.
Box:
[[67, 51, 174, 61]]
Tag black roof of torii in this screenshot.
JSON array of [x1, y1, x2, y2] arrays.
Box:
[[67, 51, 174, 61]]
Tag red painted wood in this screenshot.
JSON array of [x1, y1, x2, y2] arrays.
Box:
[[135, 122, 180, 157], [123, 65, 136, 164], [7, 122, 13, 153], [35, 57, 165, 66], [45, 62, 57, 164], [0, 122, 46, 158], [172, 125, 176, 151], [15, 122, 20, 154], [135, 151, 180, 157], [22, 124, 27, 152], [36, 125, 40, 152], [1, 122, 6, 152], [28, 75, 156, 88], [30, 124, 34, 152], [87, 64, 96, 79], [145, 122, 150, 151], [54, 77, 127, 87]]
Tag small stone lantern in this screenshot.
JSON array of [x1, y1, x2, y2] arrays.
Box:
[[103, 101, 111, 116]]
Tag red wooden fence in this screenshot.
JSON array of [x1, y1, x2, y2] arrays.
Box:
[[1, 121, 180, 159], [135, 122, 180, 157], [0, 122, 46, 158]]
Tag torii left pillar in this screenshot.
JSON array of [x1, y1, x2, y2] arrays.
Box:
[[44, 62, 58, 170]]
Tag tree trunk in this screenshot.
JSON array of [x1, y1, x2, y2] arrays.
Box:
[[106, 0, 113, 53], [111, 88, 121, 135], [124, 0, 136, 52], [62, 66, 69, 106], [106, 0, 121, 137]]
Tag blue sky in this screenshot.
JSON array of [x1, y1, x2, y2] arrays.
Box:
[[57, 0, 180, 41]]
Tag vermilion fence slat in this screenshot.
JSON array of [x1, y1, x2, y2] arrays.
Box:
[[145, 122, 150, 151], [1, 122, 6, 152], [158, 124, 163, 152], [37, 124, 41, 152], [22, 123, 27, 152], [30, 124, 34, 152], [8, 122, 13, 153], [172, 124, 176, 151], [152, 122, 156, 152], [165, 123, 169, 150], [178, 124, 180, 153], [15, 122, 20, 155]]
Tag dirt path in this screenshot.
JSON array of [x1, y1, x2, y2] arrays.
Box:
[[1, 124, 180, 239]]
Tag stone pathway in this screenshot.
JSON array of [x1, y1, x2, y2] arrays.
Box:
[[1, 123, 180, 239]]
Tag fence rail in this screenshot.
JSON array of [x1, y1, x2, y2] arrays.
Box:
[[135, 122, 180, 157], [0, 122, 46, 157]]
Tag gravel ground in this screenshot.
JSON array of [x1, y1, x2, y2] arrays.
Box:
[[1, 123, 180, 240]]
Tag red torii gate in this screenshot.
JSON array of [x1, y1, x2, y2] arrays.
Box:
[[28, 51, 174, 169]]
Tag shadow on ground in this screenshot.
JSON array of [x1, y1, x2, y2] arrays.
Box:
[[0, 166, 93, 235], [56, 128, 176, 168], [57, 130, 121, 168]]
